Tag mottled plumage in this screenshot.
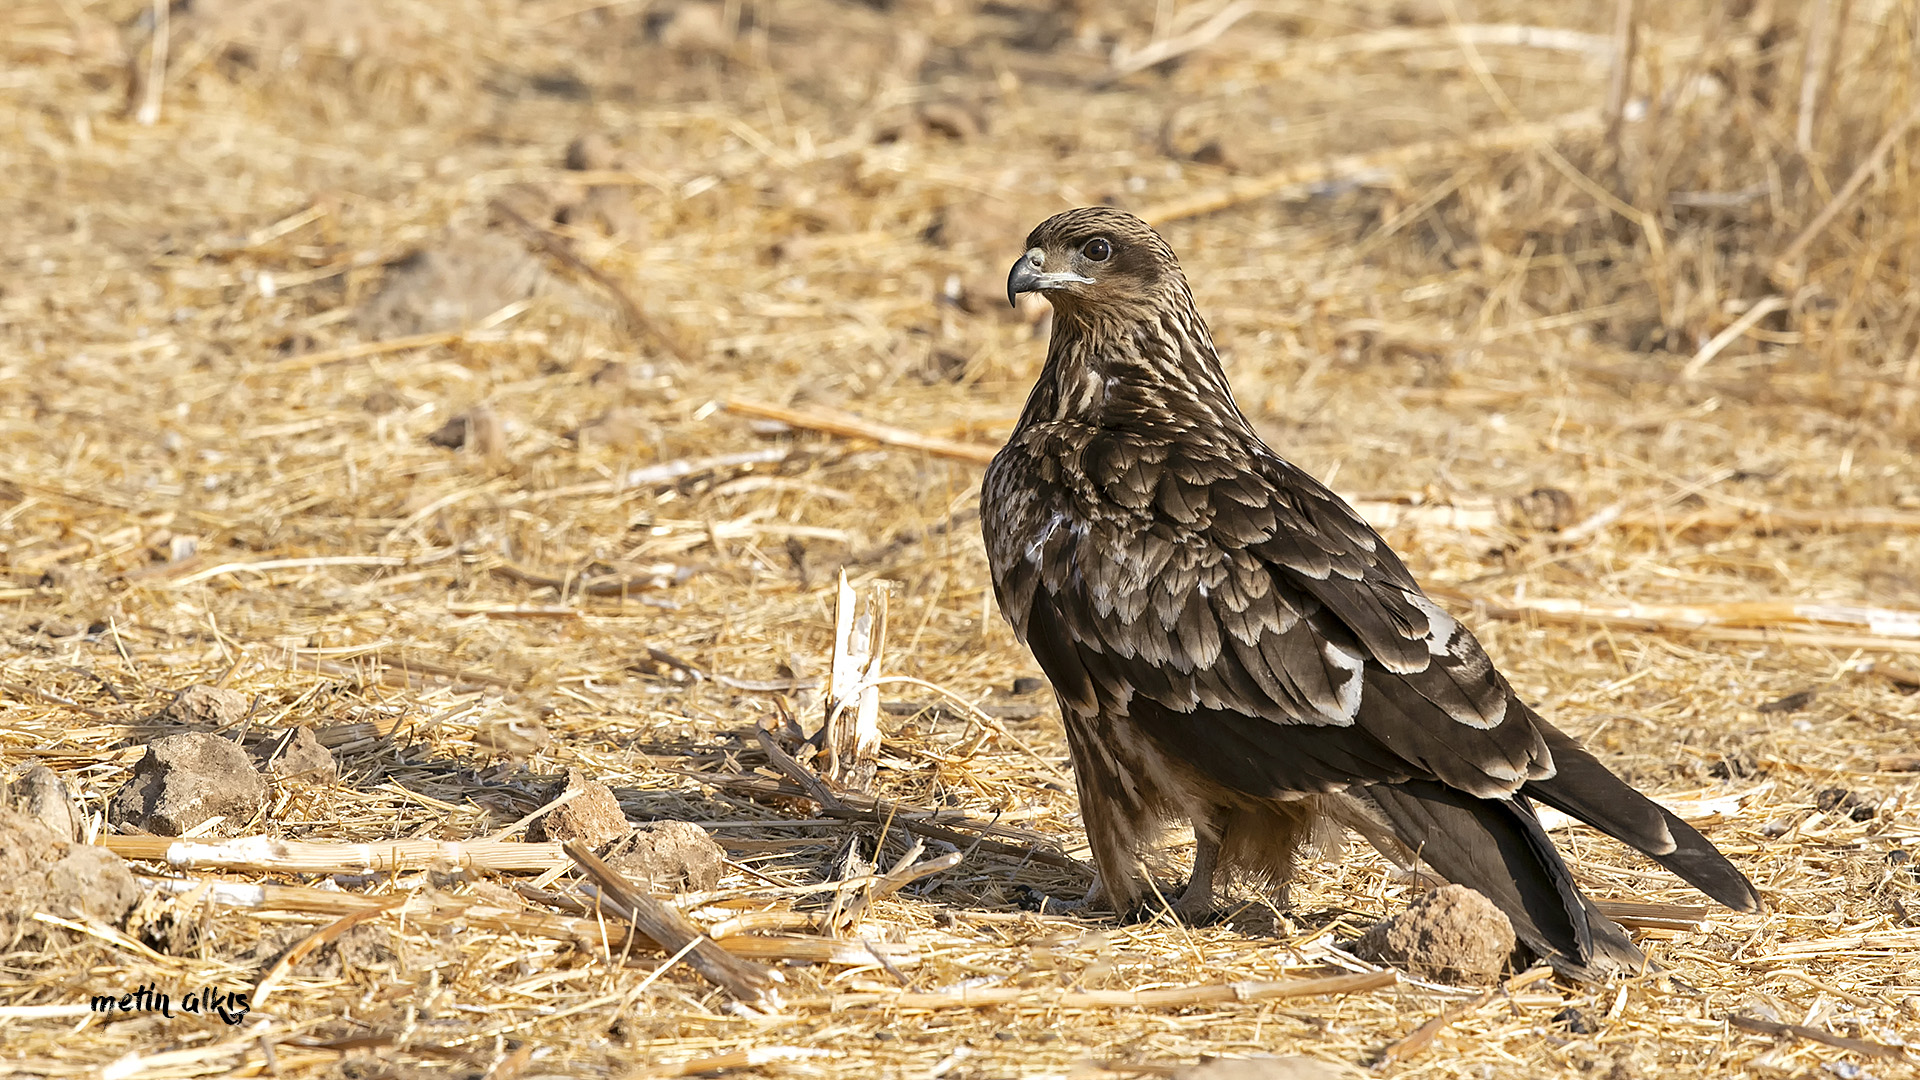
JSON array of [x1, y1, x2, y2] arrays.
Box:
[[984, 207, 1759, 977]]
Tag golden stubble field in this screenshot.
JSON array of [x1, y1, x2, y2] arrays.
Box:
[[3, 0, 1920, 1077]]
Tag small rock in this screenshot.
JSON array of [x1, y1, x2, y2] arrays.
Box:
[[912, 347, 971, 385], [534, 769, 629, 849], [565, 132, 618, 172], [919, 101, 983, 140], [555, 137, 646, 236], [158, 685, 250, 727], [36, 565, 107, 605], [107, 733, 267, 836], [1502, 486, 1579, 532], [1757, 689, 1818, 714], [0, 807, 62, 945], [1553, 1006, 1595, 1034], [1353, 883, 1516, 984], [426, 404, 506, 456], [1190, 140, 1236, 169], [607, 820, 726, 892], [354, 229, 543, 338], [1814, 787, 1877, 821], [1174, 1056, 1363, 1080], [0, 804, 140, 947], [7, 764, 82, 842], [1586, 1054, 1642, 1080], [45, 844, 140, 925], [31, 615, 87, 639], [589, 360, 639, 388], [557, 186, 643, 238], [250, 727, 338, 785]]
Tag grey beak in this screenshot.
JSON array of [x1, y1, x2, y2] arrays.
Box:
[[1007, 247, 1093, 307]]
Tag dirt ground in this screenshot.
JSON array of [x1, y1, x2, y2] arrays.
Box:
[[3, 0, 1919, 1077]]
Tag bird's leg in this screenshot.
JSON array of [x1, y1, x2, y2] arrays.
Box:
[[1171, 813, 1225, 920]]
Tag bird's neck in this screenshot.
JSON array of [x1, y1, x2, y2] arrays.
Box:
[[1021, 302, 1253, 442]]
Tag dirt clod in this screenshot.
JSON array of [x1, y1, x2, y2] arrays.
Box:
[[533, 769, 629, 848], [7, 764, 82, 842], [355, 230, 543, 338], [1815, 787, 1878, 821], [158, 685, 250, 727], [1353, 883, 1516, 984], [0, 805, 139, 947], [251, 726, 339, 785], [107, 733, 268, 837], [46, 844, 141, 924], [607, 820, 726, 892]]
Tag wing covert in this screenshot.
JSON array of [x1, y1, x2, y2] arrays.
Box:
[[1009, 435, 1552, 799]]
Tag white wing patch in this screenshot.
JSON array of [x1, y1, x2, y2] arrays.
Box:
[[1025, 510, 1067, 563], [1409, 592, 1462, 657], [1321, 640, 1365, 726]]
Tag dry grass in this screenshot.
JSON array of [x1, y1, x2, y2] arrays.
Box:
[[3, 0, 1920, 1076]]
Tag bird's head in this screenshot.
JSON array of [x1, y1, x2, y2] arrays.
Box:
[[1007, 207, 1186, 317]]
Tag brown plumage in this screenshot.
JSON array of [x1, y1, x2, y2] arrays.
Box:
[[982, 207, 1760, 978]]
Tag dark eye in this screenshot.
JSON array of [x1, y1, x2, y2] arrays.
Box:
[[1082, 237, 1113, 262]]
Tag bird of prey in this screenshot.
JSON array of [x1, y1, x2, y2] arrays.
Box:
[[982, 206, 1759, 977]]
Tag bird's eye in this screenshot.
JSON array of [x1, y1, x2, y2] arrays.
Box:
[[1082, 237, 1113, 262]]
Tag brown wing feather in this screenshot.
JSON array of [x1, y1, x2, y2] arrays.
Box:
[[986, 427, 1551, 802]]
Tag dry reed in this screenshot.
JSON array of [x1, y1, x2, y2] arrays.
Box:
[[3, 0, 1920, 1077]]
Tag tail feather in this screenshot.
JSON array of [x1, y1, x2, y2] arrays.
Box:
[[1360, 780, 1645, 977], [1525, 717, 1762, 913]]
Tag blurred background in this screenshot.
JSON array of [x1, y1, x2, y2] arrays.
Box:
[[4, 1, 1920, 1076]]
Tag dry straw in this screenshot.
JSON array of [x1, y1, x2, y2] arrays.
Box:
[[4, 0, 1920, 1077]]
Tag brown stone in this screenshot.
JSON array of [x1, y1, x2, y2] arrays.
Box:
[[107, 733, 267, 837], [355, 229, 543, 338], [606, 820, 726, 893], [0, 805, 139, 948], [533, 769, 629, 849], [158, 685, 250, 727], [1353, 883, 1517, 985], [8, 764, 82, 842], [251, 726, 338, 785]]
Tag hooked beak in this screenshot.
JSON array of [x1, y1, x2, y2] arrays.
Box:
[[1007, 247, 1095, 307]]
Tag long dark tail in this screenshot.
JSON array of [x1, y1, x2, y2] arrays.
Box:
[[1522, 714, 1761, 914], [1361, 779, 1644, 978]]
